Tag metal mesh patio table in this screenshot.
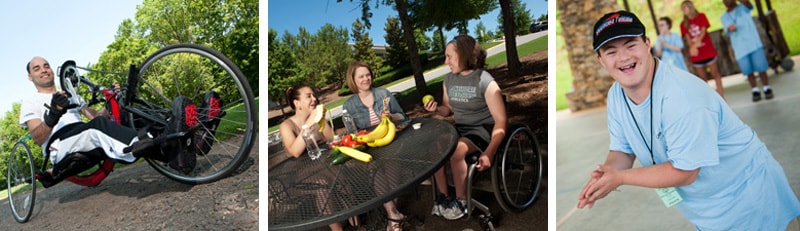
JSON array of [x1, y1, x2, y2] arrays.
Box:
[[268, 118, 458, 230]]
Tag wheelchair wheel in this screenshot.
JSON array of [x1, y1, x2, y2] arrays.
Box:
[[491, 122, 542, 212], [7, 140, 36, 223], [132, 44, 257, 185]]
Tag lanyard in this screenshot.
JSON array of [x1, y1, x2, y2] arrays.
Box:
[[623, 59, 658, 165]]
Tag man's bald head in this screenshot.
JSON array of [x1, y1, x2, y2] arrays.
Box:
[[27, 56, 48, 74]]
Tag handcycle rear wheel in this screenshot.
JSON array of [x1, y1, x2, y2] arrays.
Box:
[[491, 122, 542, 212], [7, 140, 36, 223], [132, 44, 257, 184]]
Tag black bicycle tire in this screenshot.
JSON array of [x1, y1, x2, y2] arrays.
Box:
[[7, 141, 36, 223], [134, 44, 257, 185]]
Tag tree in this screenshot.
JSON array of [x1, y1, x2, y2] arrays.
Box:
[[304, 24, 352, 89], [475, 21, 488, 43], [414, 28, 432, 53], [409, 0, 498, 56], [499, 0, 522, 77], [351, 18, 383, 83], [216, 0, 259, 95], [343, 0, 428, 94], [394, 0, 428, 94], [93, 0, 259, 97], [0, 103, 43, 187], [384, 17, 408, 67], [432, 29, 447, 54], [537, 13, 547, 22], [497, 0, 533, 36], [268, 29, 303, 113]]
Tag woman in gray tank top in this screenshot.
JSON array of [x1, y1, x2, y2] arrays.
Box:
[[423, 35, 508, 221]]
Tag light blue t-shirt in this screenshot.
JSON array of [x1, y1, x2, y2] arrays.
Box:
[[655, 32, 688, 71], [721, 3, 763, 60], [607, 59, 800, 230]]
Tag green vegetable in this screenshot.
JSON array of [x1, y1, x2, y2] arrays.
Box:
[[328, 146, 342, 159], [330, 153, 352, 165]]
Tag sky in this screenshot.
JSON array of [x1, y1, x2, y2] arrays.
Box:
[[0, 1, 143, 116], [266, 0, 549, 46]]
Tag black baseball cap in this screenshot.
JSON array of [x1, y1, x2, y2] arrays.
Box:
[[592, 11, 645, 51]]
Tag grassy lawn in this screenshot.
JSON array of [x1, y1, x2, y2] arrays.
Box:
[[217, 97, 259, 138], [555, 33, 572, 111], [0, 182, 37, 200], [486, 35, 548, 67]]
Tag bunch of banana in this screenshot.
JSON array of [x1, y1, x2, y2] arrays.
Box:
[[355, 116, 396, 147]]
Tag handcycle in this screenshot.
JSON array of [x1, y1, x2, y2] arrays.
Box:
[[5, 44, 258, 223]]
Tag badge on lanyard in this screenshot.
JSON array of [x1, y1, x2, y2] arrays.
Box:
[[655, 187, 683, 207]]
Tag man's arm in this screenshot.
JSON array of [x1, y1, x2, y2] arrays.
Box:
[[582, 157, 699, 206], [27, 119, 52, 146], [80, 105, 107, 120], [740, 0, 752, 9], [603, 150, 636, 170]]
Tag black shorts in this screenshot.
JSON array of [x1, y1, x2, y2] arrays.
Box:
[[692, 56, 717, 67], [455, 124, 494, 152]]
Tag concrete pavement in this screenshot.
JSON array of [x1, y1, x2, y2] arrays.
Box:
[[555, 56, 800, 230]]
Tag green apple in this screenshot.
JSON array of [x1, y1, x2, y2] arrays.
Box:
[[422, 95, 434, 104]]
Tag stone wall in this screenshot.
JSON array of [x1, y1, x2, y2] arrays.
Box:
[[557, 0, 620, 112]]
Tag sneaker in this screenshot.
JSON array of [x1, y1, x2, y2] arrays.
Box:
[[752, 91, 762, 102], [431, 193, 446, 217], [441, 198, 467, 220], [764, 89, 774, 100], [36, 171, 62, 188], [194, 91, 224, 156], [167, 96, 197, 173]]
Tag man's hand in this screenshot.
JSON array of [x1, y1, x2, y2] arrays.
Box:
[[727, 24, 737, 33], [44, 92, 71, 127], [577, 165, 622, 209], [577, 167, 603, 209]]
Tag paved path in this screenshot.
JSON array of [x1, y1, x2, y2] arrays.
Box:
[[555, 56, 800, 230]]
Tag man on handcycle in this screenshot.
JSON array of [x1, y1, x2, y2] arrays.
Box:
[[19, 56, 211, 187]]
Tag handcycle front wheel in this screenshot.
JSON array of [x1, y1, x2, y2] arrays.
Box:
[[131, 44, 257, 185], [7, 140, 37, 223]]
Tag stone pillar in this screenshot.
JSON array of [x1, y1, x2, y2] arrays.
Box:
[[557, 0, 621, 112]]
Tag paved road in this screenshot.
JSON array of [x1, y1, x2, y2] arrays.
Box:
[[384, 30, 547, 96], [555, 56, 800, 230]]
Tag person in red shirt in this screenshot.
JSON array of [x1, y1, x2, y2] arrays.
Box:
[[680, 0, 725, 98]]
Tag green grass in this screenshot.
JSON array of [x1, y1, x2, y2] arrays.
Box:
[[486, 35, 548, 67], [0, 182, 37, 200], [555, 26, 572, 111], [218, 97, 259, 138], [481, 41, 503, 50]]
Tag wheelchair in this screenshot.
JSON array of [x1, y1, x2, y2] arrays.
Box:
[[433, 121, 543, 231], [6, 44, 258, 223]]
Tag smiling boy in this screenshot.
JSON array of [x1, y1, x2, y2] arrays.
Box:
[[577, 10, 800, 230]]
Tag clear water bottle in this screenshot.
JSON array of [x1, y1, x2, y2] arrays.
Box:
[[301, 125, 322, 160], [341, 109, 357, 134]]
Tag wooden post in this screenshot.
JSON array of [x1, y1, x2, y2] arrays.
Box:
[[622, 0, 630, 12], [647, 0, 658, 34]]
